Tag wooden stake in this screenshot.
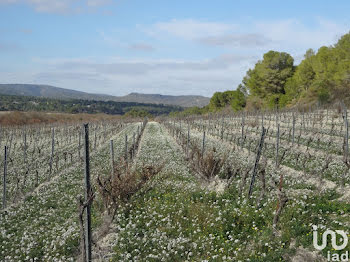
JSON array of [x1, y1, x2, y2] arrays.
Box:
[[248, 127, 266, 198]]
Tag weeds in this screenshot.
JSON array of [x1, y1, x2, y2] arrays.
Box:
[[190, 146, 228, 181], [96, 160, 163, 216]]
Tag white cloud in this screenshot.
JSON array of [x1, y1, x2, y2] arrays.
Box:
[[128, 43, 155, 52], [86, 0, 111, 7], [48, 54, 253, 75], [146, 19, 237, 39], [28, 0, 72, 13], [198, 33, 270, 47], [1, 16, 349, 96], [0, 0, 114, 14], [1, 54, 254, 96], [0, 0, 18, 3], [145, 18, 349, 55], [254, 18, 349, 52]]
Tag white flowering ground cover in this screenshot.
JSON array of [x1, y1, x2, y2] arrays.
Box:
[[0, 122, 125, 209], [1, 112, 350, 261], [199, 110, 347, 155], [189, 114, 350, 186], [177, 117, 347, 195], [97, 121, 347, 261], [0, 122, 140, 261], [161, 115, 350, 261], [222, 118, 344, 155]]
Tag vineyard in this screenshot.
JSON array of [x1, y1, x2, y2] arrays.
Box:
[[1, 106, 350, 261]]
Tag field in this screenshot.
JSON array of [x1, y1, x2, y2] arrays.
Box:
[[1, 108, 350, 261]]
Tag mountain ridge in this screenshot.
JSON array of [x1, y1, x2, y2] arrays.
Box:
[[0, 84, 210, 107]]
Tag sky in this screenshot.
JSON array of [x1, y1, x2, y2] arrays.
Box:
[[0, 0, 349, 97]]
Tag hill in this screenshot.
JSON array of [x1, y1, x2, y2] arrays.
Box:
[[0, 84, 210, 107], [114, 92, 210, 107], [0, 84, 112, 101]]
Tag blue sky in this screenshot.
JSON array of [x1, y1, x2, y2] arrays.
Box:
[[0, 0, 349, 97]]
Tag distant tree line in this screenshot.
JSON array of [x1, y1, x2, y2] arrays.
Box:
[[0, 94, 183, 116]]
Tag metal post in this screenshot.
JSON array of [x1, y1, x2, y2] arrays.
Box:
[[343, 105, 349, 162], [302, 109, 305, 131], [83, 124, 92, 262], [125, 134, 128, 163], [110, 140, 114, 176], [186, 123, 190, 158], [79, 130, 81, 160], [208, 114, 211, 132], [3, 146, 7, 209], [241, 113, 245, 148], [132, 133, 135, 159], [24, 131, 27, 164], [201, 131, 206, 158], [221, 116, 224, 140], [292, 113, 296, 146], [94, 127, 97, 150], [49, 128, 55, 174], [276, 124, 280, 167]]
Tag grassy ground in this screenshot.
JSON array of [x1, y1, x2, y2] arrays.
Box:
[[105, 122, 350, 261], [0, 123, 139, 261], [2, 118, 350, 261]]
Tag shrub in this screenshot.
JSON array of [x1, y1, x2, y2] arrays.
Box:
[[191, 146, 228, 180], [96, 161, 163, 214]]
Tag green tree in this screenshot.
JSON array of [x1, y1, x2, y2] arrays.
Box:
[[284, 32, 350, 105], [243, 50, 294, 107], [124, 108, 152, 118], [230, 87, 246, 111], [208, 88, 246, 112], [284, 49, 316, 104]]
